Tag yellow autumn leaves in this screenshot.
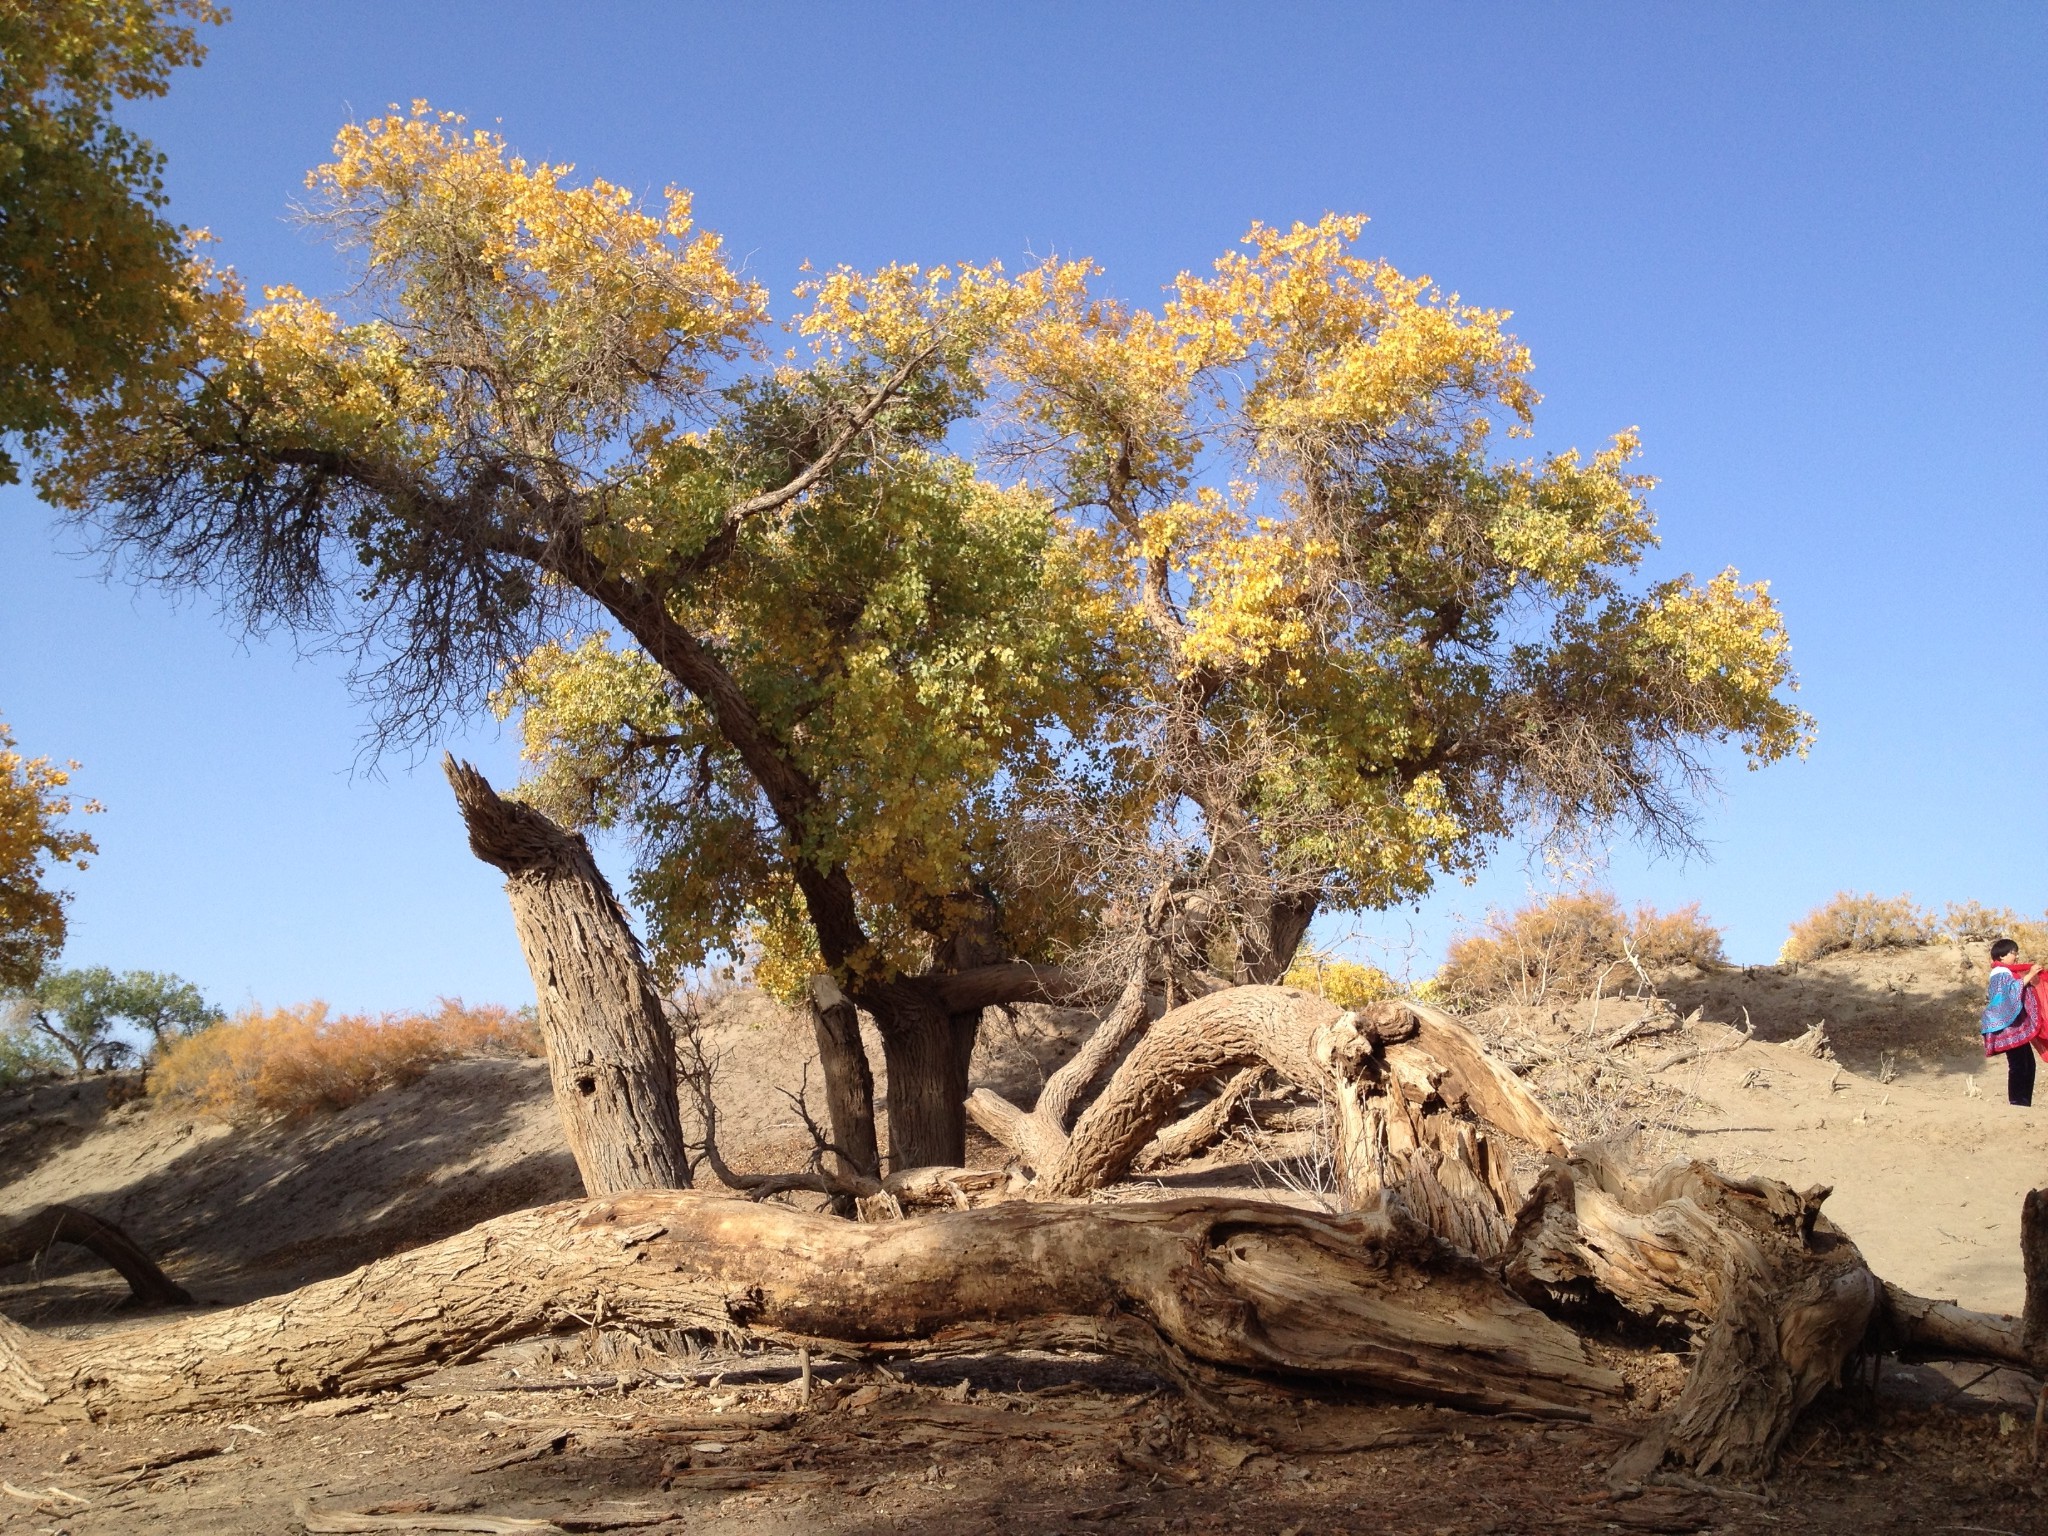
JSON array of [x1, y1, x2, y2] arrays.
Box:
[[43, 100, 1812, 992], [0, 717, 100, 990]]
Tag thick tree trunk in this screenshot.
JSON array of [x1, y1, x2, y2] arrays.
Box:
[[864, 987, 979, 1171], [1504, 1152, 1882, 1482], [0, 1191, 1620, 1425], [1030, 988, 1564, 1261], [0, 1205, 190, 1308], [443, 758, 689, 1196], [806, 975, 878, 1184], [1238, 889, 1321, 986]]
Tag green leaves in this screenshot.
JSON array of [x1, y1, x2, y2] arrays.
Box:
[[0, 1, 222, 482], [11, 965, 222, 1077]]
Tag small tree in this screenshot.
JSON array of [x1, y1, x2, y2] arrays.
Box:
[[0, 715, 101, 991], [107, 968, 223, 1048], [14, 965, 221, 1076], [0, 1001, 66, 1088], [23, 966, 132, 1075]]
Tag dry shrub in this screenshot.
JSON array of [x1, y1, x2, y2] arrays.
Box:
[[1281, 950, 1397, 1009], [1628, 902, 1725, 970], [1434, 891, 1724, 1010], [1778, 892, 1938, 964], [1943, 902, 2048, 957], [154, 998, 539, 1121]]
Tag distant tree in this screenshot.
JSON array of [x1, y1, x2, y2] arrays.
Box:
[[13, 965, 221, 1077], [0, 0, 223, 483], [21, 966, 133, 1075], [0, 715, 101, 991], [109, 968, 223, 1047], [0, 1003, 66, 1089]]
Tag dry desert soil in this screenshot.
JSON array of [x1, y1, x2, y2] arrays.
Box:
[[1, 944, 2044, 1535]]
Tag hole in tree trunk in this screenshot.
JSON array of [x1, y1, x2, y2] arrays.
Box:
[[576, 1074, 598, 1096]]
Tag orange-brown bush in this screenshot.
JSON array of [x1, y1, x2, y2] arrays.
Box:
[[1433, 891, 1724, 1009], [1778, 892, 1938, 964], [1942, 901, 2048, 957], [153, 998, 540, 1121]]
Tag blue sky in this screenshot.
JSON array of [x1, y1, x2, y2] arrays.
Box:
[[2, 2, 2042, 1010]]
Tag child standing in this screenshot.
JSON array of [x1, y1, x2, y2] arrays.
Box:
[[1983, 938, 2042, 1107]]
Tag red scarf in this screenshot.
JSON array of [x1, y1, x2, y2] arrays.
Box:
[[1992, 961, 2047, 1056]]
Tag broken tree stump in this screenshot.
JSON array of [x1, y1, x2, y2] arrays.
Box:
[[1504, 1152, 1881, 1481], [443, 756, 690, 1196]]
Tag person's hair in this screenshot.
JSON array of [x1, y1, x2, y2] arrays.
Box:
[[1991, 937, 2020, 961]]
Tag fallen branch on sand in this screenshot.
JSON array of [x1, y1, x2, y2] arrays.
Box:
[[0, 1204, 189, 1308], [0, 1192, 1620, 1427]]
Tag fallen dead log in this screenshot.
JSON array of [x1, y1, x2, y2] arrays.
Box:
[[1131, 1066, 1270, 1174], [0, 1204, 190, 1308], [975, 987, 1563, 1258], [1505, 1152, 1883, 1481], [1874, 1184, 2047, 1376], [0, 1189, 1620, 1425]]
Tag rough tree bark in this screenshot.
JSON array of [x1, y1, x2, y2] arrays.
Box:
[[980, 987, 1562, 1262], [806, 975, 879, 1184], [1506, 1151, 1883, 1481], [443, 757, 689, 1196], [0, 1191, 1620, 1425], [0, 1205, 190, 1308], [865, 990, 979, 1174]]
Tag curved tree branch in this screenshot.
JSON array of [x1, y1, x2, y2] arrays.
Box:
[[0, 1205, 190, 1309]]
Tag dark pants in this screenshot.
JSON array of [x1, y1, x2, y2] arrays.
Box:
[[2007, 1043, 2036, 1107]]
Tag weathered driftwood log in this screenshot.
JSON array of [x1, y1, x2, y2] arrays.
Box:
[[1131, 1066, 1271, 1174], [443, 757, 689, 1196], [966, 960, 1154, 1175], [0, 1205, 189, 1308], [0, 1191, 1620, 1425], [1504, 1152, 1882, 1481], [978, 988, 1562, 1260]]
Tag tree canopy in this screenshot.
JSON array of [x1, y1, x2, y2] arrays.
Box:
[[47, 104, 1811, 1161], [9, 965, 222, 1078], [0, 716, 100, 991], [0, 0, 223, 484]]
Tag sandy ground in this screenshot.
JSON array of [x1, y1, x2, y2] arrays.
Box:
[[1, 945, 2044, 1533]]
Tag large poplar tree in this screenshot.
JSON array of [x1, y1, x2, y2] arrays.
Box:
[[45, 106, 1809, 1167]]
